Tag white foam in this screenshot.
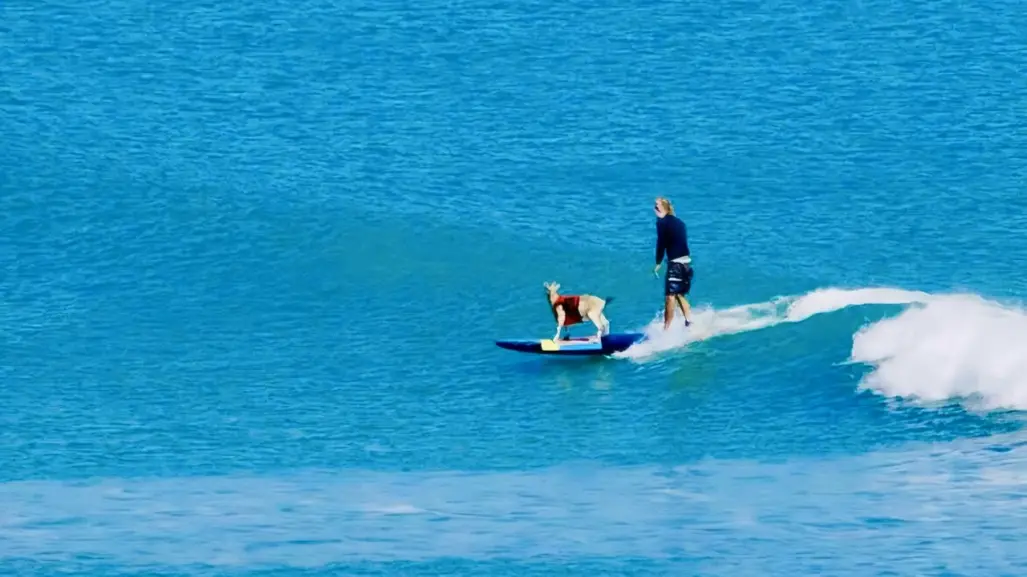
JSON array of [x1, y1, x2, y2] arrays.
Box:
[[617, 286, 1027, 412], [851, 293, 1027, 410]]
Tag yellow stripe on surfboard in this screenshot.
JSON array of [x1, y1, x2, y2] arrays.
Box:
[[540, 339, 560, 351]]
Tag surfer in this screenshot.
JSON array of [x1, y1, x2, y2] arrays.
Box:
[[543, 281, 612, 341], [652, 196, 693, 329]]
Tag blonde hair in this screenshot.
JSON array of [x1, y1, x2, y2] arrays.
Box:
[[655, 197, 675, 216]]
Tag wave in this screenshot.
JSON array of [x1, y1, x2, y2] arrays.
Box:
[[618, 287, 1027, 411]]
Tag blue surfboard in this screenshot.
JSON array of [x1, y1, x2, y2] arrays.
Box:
[[495, 332, 646, 356]]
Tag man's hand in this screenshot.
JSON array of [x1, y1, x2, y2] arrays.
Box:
[[653, 263, 662, 278]]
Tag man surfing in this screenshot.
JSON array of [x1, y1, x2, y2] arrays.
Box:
[[652, 196, 694, 329]]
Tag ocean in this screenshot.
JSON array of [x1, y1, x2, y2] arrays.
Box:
[[2, 0, 1027, 574]]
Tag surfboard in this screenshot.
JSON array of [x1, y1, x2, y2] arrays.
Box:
[[495, 332, 646, 356]]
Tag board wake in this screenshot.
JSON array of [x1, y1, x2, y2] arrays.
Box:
[[495, 332, 646, 356]]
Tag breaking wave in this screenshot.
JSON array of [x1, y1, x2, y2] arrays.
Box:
[[618, 287, 1027, 411]]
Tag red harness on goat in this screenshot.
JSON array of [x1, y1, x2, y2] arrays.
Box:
[[554, 295, 583, 325]]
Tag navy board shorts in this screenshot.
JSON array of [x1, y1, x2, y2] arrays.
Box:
[[665, 260, 694, 296]]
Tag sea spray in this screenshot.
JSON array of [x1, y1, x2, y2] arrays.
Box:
[[617, 287, 930, 360]]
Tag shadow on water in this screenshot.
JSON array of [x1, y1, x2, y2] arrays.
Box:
[[663, 350, 719, 395], [502, 342, 724, 397], [507, 355, 614, 390]]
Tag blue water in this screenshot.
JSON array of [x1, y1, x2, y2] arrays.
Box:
[[3, 0, 1027, 574]]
